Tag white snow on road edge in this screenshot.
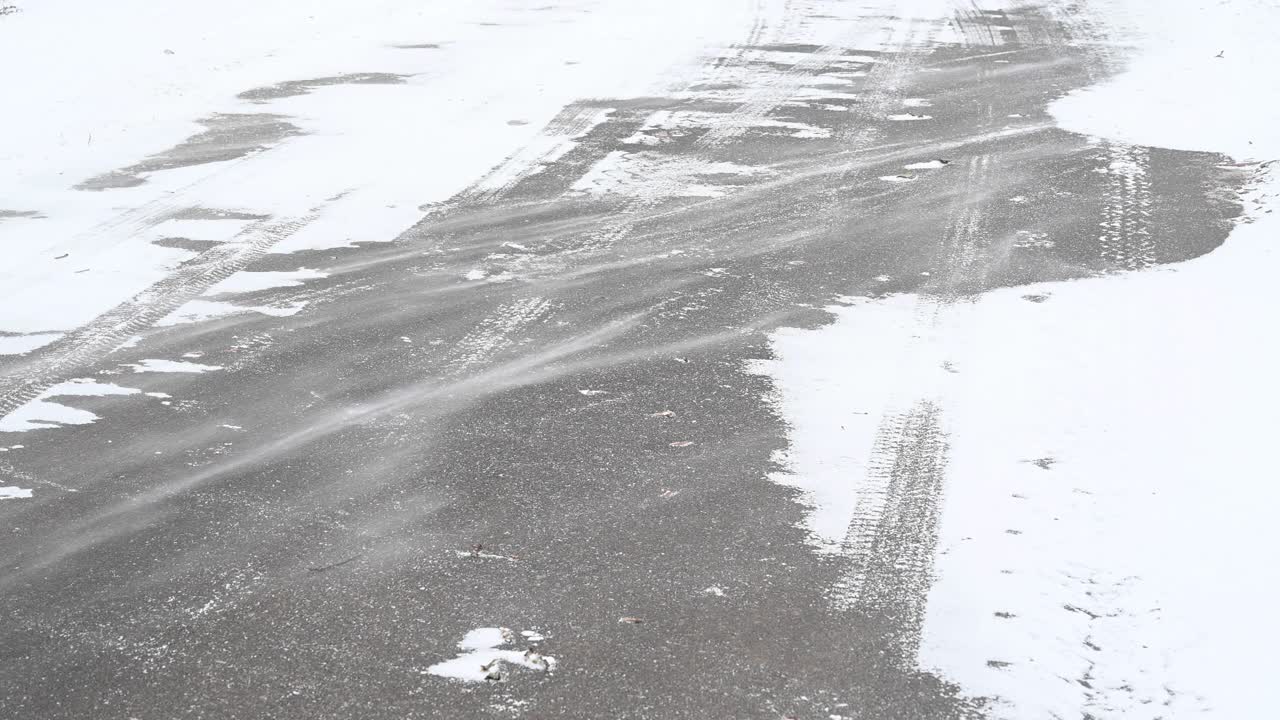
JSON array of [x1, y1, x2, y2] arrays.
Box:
[[920, 2, 1280, 717], [757, 0, 1280, 717]]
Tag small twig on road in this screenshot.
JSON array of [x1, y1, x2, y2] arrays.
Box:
[[307, 554, 362, 573]]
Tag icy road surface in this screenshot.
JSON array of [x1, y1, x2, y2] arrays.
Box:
[[2, 0, 1278, 718]]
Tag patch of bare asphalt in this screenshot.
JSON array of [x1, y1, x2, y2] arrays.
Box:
[[237, 73, 411, 103], [75, 113, 303, 190]]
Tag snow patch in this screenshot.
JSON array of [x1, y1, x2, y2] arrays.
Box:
[[205, 269, 328, 295], [125, 359, 223, 373], [426, 627, 556, 683], [0, 379, 141, 432], [0, 332, 62, 355], [157, 299, 307, 326]]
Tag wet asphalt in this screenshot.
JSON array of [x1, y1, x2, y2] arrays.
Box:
[[0, 5, 1246, 719]]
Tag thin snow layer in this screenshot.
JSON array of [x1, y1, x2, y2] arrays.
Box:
[[571, 150, 771, 199], [0, 487, 34, 500], [0, 0, 767, 333], [0, 379, 141, 432], [125, 359, 223, 374], [426, 627, 555, 683], [0, 332, 62, 355]]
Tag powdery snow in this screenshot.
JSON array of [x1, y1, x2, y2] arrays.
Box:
[[0, 487, 34, 500]]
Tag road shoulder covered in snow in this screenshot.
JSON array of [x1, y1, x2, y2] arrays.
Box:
[[757, 0, 1280, 717]]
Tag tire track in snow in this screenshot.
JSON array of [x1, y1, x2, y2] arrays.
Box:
[[448, 104, 617, 207], [444, 297, 555, 374], [559, 14, 944, 261], [830, 154, 996, 662], [0, 98, 626, 425], [837, 400, 948, 660], [952, 7, 1012, 48], [696, 1, 918, 148], [0, 213, 318, 421], [696, 38, 864, 147]]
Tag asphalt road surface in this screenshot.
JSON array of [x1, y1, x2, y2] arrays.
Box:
[[0, 2, 1248, 718]]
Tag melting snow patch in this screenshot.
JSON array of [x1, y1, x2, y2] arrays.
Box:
[[126, 359, 223, 373], [205, 269, 328, 295], [157, 299, 307, 327], [464, 269, 488, 281], [114, 335, 144, 352], [0, 332, 62, 356], [879, 174, 916, 183], [888, 113, 932, 121], [426, 627, 556, 683], [0, 380, 141, 432], [0, 487, 33, 500]]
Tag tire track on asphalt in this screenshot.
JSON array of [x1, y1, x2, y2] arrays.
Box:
[[443, 297, 556, 374], [565, 15, 944, 260], [1098, 142, 1155, 270]]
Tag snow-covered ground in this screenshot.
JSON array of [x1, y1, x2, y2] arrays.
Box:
[[761, 0, 1280, 717], [0, 0, 758, 343]]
